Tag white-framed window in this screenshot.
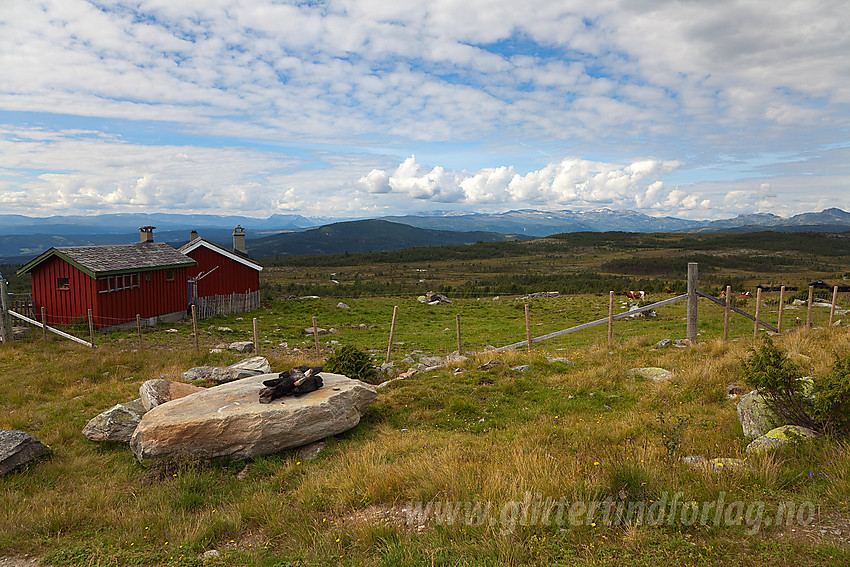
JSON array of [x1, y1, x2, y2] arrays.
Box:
[[98, 273, 140, 294]]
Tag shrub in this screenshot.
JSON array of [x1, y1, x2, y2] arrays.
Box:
[[811, 356, 850, 435], [741, 337, 816, 429], [324, 345, 380, 384]]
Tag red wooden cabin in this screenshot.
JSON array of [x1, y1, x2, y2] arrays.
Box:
[[178, 226, 262, 303], [17, 228, 196, 328]]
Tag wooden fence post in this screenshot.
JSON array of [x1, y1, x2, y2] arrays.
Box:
[[753, 288, 762, 340], [456, 313, 462, 355], [687, 263, 698, 343], [136, 314, 142, 352], [829, 285, 839, 327], [253, 317, 259, 354], [192, 304, 199, 351], [312, 316, 321, 357], [778, 285, 785, 333], [525, 303, 532, 352], [723, 285, 731, 341], [607, 291, 614, 345], [0, 278, 11, 344], [87, 309, 95, 348], [41, 307, 47, 341], [386, 306, 398, 364], [806, 285, 814, 328]]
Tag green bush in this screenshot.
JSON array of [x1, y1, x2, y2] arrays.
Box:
[[811, 356, 850, 435], [324, 345, 380, 384]]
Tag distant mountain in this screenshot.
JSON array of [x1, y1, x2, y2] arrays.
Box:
[[246, 219, 528, 258]]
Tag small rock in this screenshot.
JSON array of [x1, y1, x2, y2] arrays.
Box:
[[229, 341, 254, 353], [674, 338, 692, 348], [737, 390, 784, 438], [681, 455, 707, 467], [209, 348, 223, 354], [215, 327, 234, 333], [746, 425, 818, 454], [512, 365, 532, 372], [546, 356, 575, 364], [304, 327, 328, 335], [708, 457, 746, 472], [236, 464, 250, 481], [295, 440, 326, 461], [656, 339, 673, 347], [199, 550, 221, 560], [626, 367, 673, 381], [725, 383, 747, 399], [82, 399, 147, 443], [140, 380, 207, 411], [419, 356, 446, 368], [165, 329, 179, 333], [337, 302, 350, 309], [0, 430, 49, 475], [183, 366, 216, 381]]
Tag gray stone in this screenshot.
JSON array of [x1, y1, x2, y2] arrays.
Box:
[[182, 366, 216, 381], [681, 455, 707, 467], [130, 373, 376, 461], [418, 356, 446, 368], [140, 379, 207, 411], [546, 356, 575, 364], [229, 341, 254, 353], [0, 430, 49, 475], [295, 440, 327, 461], [304, 327, 328, 335], [199, 550, 221, 560], [737, 390, 784, 438], [656, 339, 673, 347], [512, 365, 532, 372], [708, 458, 746, 472], [626, 367, 673, 381], [229, 356, 271, 374], [746, 425, 818, 454], [82, 399, 147, 443], [337, 302, 350, 309]]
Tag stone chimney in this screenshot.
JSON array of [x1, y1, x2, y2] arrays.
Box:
[[233, 225, 246, 254], [190, 230, 198, 241], [139, 226, 155, 243]]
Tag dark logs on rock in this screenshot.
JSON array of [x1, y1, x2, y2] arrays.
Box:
[[259, 366, 323, 403]]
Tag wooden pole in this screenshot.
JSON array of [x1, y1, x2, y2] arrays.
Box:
[[806, 285, 814, 328], [136, 314, 142, 352], [312, 316, 321, 357], [686, 263, 698, 343], [87, 308, 95, 348], [525, 303, 532, 352], [723, 285, 732, 341], [753, 288, 762, 340], [607, 291, 614, 345], [0, 278, 10, 344], [253, 317, 259, 354], [41, 307, 47, 341], [456, 313, 462, 355], [191, 304, 199, 351], [386, 306, 398, 363], [778, 285, 785, 333], [829, 285, 839, 327]]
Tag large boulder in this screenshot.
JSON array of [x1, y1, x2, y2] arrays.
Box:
[[130, 372, 376, 461], [746, 425, 818, 454], [0, 430, 49, 475], [140, 380, 207, 411], [736, 390, 784, 438], [82, 398, 147, 443]]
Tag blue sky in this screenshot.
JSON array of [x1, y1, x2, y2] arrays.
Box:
[[1, 0, 848, 220]]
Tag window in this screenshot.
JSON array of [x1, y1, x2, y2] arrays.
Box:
[[166, 269, 176, 281], [98, 273, 140, 294], [57, 277, 70, 290]]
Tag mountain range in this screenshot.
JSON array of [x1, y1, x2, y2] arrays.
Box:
[[2, 208, 850, 261]]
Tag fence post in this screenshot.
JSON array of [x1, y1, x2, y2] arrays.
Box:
[[829, 285, 839, 327], [0, 280, 10, 344], [723, 285, 731, 341], [687, 263, 698, 343], [192, 304, 199, 351], [607, 291, 614, 345], [456, 313, 462, 355], [41, 307, 47, 341], [87, 309, 95, 348], [525, 303, 532, 352], [778, 285, 785, 333], [0, 278, 11, 344], [312, 316, 321, 357], [753, 288, 762, 340], [253, 317, 260, 354], [386, 306, 398, 364], [136, 314, 143, 352], [806, 285, 814, 328]]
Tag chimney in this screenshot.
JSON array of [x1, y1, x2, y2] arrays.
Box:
[[139, 226, 155, 243], [190, 230, 198, 241], [233, 225, 246, 254]]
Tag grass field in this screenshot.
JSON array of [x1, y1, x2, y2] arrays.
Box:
[[3, 233, 850, 565]]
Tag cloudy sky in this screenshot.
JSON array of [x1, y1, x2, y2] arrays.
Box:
[[1, 0, 848, 221]]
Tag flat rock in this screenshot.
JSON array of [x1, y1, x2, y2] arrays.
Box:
[[140, 380, 207, 411], [656, 339, 673, 347], [737, 390, 784, 438], [182, 366, 217, 381], [82, 398, 147, 443], [512, 365, 532, 372], [0, 430, 49, 475], [130, 373, 376, 461], [746, 425, 818, 454], [229, 356, 271, 374], [229, 341, 254, 352], [418, 356, 446, 368], [626, 367, 673, 381]]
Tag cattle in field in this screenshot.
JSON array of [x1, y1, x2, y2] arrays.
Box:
[[623, 290, 646, 300], [738, 291, 753, 299]]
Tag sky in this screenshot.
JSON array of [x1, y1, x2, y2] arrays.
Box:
[[1, 0, 848, 221]]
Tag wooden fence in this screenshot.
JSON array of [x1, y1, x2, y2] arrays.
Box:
[[193, 290, 261, 319]]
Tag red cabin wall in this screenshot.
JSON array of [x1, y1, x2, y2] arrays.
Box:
[[185, 247, 260, 298], [30, 258, 190, 328], [30, 256, 98, 326]]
